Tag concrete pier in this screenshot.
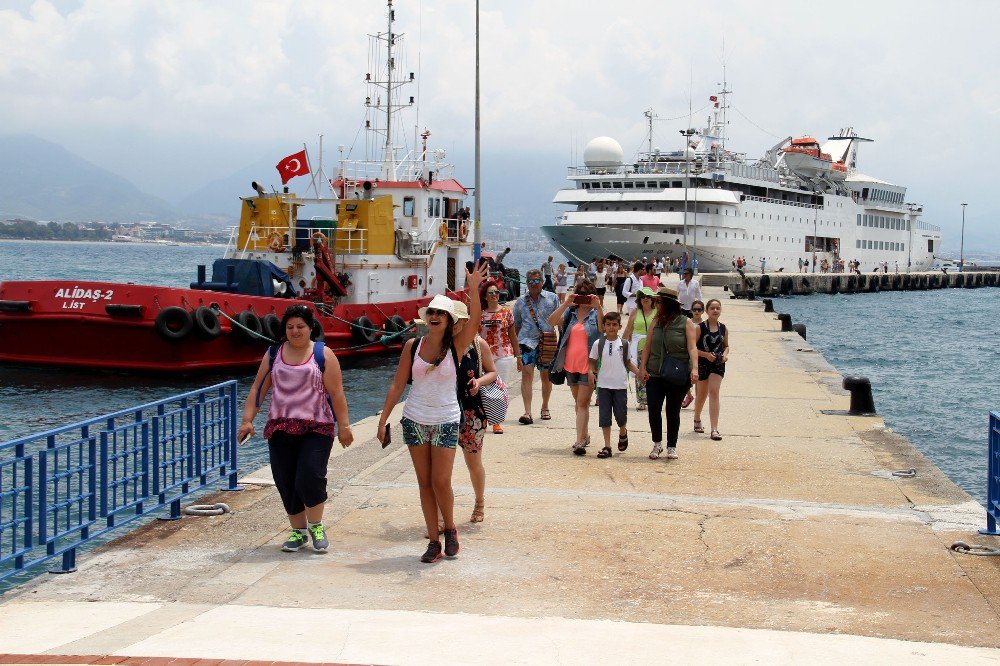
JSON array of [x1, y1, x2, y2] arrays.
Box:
[[1, 287, 999, 664], [717, 269, 1000, 298]]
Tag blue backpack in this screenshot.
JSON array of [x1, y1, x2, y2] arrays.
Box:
[[255, 340, 334, 410]]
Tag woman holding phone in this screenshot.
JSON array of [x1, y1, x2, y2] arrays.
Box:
[[548, 279, 604, 455], [376, 262, 488, 563], [238, 305, 353, 554]]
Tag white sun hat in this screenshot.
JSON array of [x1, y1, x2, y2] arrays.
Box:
[[417, 294, 459, 323], [451, 301, 470, 320]]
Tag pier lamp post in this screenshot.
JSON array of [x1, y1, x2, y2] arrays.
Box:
[[960, 202, 967, 272], [679, 128, 696, 268]]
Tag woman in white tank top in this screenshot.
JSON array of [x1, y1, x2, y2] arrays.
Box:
[[377, 262, 487, 563]]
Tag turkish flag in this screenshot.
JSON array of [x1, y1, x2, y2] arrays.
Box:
[[276, 150, 309, 184]]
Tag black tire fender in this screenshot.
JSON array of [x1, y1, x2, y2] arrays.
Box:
[[351, 316, 378, 345], [154, 306, 193, 341], [235, 310, 263, 342], [262, 313, 282, 341], [192, 306, 221, 339]]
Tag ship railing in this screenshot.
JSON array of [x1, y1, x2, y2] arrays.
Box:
[[238, 225, 368, 256], [741, 194, 821, 210], [0, 382, 241, 585], [337, 157, 456, 185], [983, 412, 1000, 536], [914, 221, 941, 233]]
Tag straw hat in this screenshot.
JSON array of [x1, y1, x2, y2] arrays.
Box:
[[417, 295, 459, 323], [451, 301, 471, 320], [656, 286, 680, 303]]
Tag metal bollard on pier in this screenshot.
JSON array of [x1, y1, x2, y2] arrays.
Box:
[[843, 376, 876, 415], [777, 313, 793, 332]]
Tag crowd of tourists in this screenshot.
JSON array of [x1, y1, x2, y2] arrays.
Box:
[[238, 255, 729, 564]]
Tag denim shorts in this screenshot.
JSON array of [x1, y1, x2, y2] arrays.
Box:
[[566, 371, 592, 386], [519, 344, 552, 371], [401, 417, 459, 449]]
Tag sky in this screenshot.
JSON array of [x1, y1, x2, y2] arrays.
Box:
[[1, 0, 998, 253]]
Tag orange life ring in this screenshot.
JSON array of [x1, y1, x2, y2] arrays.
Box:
[[459, 222, 469, 242], [439, 221, 449, 241], [267, 232, 285, 252]]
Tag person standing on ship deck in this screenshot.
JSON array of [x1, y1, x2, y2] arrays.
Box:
[[239, 305, 353, 554]]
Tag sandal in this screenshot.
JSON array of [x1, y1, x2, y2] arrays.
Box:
[[540, 408, 552, 420], [710, 429, 722, 441], [572, 442, 587, 456], [471, 499, 485, 523], [597, 447, 613, 459], [492, 424, 504, 435], [518, 414, 533, 425], [693, 419, 705, 434], [618, 432, 629, 452], [681, 392, 694, 408]]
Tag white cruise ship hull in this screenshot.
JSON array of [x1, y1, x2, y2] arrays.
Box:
[[544, 189, 940, 273]]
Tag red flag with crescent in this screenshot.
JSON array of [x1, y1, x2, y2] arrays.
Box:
[[276, 150, 309, 184]]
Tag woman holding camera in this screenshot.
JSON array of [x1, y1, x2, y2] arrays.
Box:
[[548, 280, 604, 455]]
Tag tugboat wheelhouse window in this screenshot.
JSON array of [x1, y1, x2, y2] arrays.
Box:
[[403, 197, 414, 216]]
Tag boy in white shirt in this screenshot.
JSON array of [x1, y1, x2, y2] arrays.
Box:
[[588, 311, 641, 458]]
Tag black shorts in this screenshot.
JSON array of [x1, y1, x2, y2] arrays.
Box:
[[616, 294, 627, 305], [596, 287, 607, 298], [697, 360, 726, 381], [268, 430, 334, 515]]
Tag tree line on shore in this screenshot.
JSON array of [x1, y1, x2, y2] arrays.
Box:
[[0, 220, 112, 241]]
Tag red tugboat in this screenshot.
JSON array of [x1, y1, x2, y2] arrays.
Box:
[[0, 2, 506, 373]]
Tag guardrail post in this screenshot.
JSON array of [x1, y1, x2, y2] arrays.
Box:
[[980, 412, 1000, 536], [223, 383, 243, 492], [195, 394, 205, 485]]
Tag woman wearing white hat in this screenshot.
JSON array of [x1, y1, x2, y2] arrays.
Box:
[[377, 262, 488, 563]]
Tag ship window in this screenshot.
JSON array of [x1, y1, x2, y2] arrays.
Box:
[[582, 182, 590, 189], [435, 198, 442, 217], [715, 232, 719, 237], [403, 197, 414, 216], [857, 215, 861, 226], [648, 181, 657, 188], [428, 198, 434, 216], [602, 182, 611, 188], [856, 240, 861, 249], [636, 181, 646, 188], [624, 181, 634, 189], [613, 182, 623, 188], [669, 207, 674, 211]]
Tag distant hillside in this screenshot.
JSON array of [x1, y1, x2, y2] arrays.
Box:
[[0, 135, 176, 223], [178, 155, 280, 220]]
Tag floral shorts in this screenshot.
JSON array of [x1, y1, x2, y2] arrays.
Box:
[[459, 408, 487, 454], [401, 417, 459, 449]]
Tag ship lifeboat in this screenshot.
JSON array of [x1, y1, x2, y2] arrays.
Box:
[[781, 137, 846, 181]]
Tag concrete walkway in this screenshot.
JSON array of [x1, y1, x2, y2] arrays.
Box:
[[2, 288, 999, 664]]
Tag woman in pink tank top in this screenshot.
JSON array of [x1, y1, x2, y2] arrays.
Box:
[[239, 305, 352, 554]]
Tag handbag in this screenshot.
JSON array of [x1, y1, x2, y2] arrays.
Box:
[[657, 317, 690, 387], [526, 296, 558, 365], [475, 338, 509, 424]]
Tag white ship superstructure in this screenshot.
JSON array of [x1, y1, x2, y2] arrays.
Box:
[[543, 88, 941, 273]]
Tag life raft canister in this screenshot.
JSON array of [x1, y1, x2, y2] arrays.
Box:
[[154, 306, 193, 341]]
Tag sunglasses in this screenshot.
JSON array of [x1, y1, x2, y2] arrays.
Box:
[[691, 308, 704, 313], [527, 278, 542, 285], [486, 290, 500, 295], [425, 308, 448, 317]]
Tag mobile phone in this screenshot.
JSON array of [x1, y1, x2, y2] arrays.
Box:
[[239, 433, 252, 446], [574, 294, 591, 305], [381, 423, 392, 449]]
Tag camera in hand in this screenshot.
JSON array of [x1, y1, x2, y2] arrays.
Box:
[[573, 294, 591, 305]]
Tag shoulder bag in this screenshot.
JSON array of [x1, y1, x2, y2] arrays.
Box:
[[475, 338, 509, 424], [526, 296, 558, 365], [657, 317, 690, 387]]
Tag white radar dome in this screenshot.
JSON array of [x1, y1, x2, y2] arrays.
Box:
[[583, 137, 624, 168]]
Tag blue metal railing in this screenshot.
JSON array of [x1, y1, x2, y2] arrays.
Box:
[[982, 411, 1000, 536], [0, 381, 241, 582]]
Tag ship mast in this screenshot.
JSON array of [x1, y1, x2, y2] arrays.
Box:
[[365, 0, 415, 180], [384, 0, 394, 177]]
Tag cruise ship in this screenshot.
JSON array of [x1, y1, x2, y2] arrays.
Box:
[[543, 89, 941, 273]]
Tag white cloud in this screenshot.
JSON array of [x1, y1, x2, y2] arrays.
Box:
[[0, 0, 997, 246]]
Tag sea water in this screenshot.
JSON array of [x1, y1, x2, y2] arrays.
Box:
[[775, 287, 999, 505], [0, 240, 549, 473]]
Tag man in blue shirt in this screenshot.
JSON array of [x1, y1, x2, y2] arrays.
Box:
[[513, 268, 559, 424]]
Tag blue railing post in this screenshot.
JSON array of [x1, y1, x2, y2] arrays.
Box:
[[980, 412, 1000, 536], [223, 383, 243, 492], [1, 381, 240, 583]]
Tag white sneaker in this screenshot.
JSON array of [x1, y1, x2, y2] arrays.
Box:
[[649, 443, 663, 460], [666, 447, 678, 459]]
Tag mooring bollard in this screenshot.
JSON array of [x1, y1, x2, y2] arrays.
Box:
[[792, 323, 807, 340], [777, 313, 793, 332], [843, 376, 876, 415], [762, 298, 774, 313], [746, 289, 756, 301]]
